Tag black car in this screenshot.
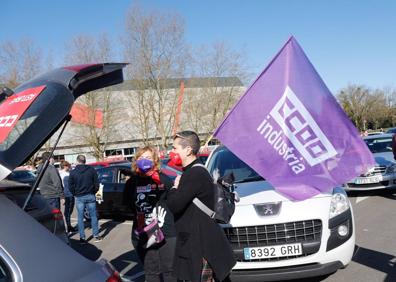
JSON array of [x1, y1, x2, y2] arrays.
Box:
[[93, 163, 180, 219], [95, 163, 134, 219]]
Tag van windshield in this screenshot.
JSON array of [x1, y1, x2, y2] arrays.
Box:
[[207, 147, 264, 183]]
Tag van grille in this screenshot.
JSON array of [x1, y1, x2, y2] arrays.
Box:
[[223, 219, 322, 262]]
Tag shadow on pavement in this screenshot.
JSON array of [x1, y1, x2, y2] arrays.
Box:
[[378, 190, 396, 201], [69, 238, 103, 261], [353, 245, 396, 282], [110, 249, 144, 280], [98, 219, 124, 238]]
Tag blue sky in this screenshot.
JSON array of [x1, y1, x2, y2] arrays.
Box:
[[1, 0, 395, 93]]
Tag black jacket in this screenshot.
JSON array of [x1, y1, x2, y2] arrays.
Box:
[[166, 159, 236, 281], [69, 164, 99, 197], [124, 171, 176, 238]]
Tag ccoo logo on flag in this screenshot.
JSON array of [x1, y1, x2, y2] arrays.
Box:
[[256, 86, 337, 175]]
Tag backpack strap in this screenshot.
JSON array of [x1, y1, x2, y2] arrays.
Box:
[[192, 163, 207, 170], [193, 198, 215, 218], [191, 163, 216, 219]]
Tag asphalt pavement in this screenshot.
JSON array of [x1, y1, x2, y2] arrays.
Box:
[[68, 190, 396, 282]]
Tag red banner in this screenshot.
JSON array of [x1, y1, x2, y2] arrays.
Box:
[[70, 103, 103, 128], [0, 85, 46, 143]]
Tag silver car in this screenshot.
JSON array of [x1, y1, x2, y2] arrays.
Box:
[[344, 134, 396, 191], [0, 63, 127, 281]]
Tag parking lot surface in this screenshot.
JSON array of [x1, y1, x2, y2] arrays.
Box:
[[69, 190, 396, 281]]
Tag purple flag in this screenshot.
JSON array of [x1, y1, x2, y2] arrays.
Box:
[[214, 37, 375, 201]]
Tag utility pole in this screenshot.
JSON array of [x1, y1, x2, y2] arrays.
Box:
[[172, 80, 184, 135]]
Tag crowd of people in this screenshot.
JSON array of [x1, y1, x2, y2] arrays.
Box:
[[36, 130, 235, 282]]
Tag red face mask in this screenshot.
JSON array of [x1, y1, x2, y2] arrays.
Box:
[[169, 151, 183, 167]]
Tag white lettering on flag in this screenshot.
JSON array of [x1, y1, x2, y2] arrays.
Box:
[[257, 86, 337, 174]]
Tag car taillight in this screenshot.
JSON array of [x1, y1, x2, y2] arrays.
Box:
[[106, 270, 122, 282], [52, 208, 63, 220]]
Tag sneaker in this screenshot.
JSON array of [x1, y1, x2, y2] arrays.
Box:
[[93, 236, 103, 243], [79, 238, 87, 244]]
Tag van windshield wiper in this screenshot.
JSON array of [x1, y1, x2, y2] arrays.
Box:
[[234, 175, 264, 183]]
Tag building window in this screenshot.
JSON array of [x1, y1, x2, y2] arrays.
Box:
[[105, 149, 123, 156], [53, 155, 65, 161], [123, 147, 135, 156]]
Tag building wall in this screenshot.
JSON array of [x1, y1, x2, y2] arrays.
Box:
[[42, 77, 245, 163]]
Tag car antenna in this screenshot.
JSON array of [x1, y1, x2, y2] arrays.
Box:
[[22, 114, 72, 210]]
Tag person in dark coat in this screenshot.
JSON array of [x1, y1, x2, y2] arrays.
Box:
[[37, 151, 64, 209], [123, 146, 177, 282], [166, 131, 236, 282], [69, 154, 102, 243]]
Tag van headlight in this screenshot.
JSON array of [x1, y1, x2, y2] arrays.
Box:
[[329, 188, 350, 219]]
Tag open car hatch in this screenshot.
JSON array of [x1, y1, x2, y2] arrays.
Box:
[[0, 63, 127, 180]]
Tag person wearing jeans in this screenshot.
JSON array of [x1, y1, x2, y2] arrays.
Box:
[[75, 194, 99, 240], [59, 161, 76, 233], [69, 154, 102, 243]]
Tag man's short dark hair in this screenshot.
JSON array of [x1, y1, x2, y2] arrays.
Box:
[[41, 151, 52, 161], [174, 130, 200, 155], [76, 155, 86, 164]]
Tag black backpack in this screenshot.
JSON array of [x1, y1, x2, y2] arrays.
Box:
[[192, 164, 237, 224]]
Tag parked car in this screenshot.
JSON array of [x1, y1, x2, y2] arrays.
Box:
[[95, 163, 133, 219], [367, 131, 384, 136], [0, 193, 122, 282], [88, 159, 130, 169], [386, 127, 396, 134], [93, 162, 181, 219], [5, 169, 37, 187], [206, 146, 355, 281], [0, 63, 126, 281], [0, 179, 69, 244], [344, 133, 396, 191]]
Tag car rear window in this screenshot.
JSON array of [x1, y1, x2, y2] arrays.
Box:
[[0, 83, 73, 170]]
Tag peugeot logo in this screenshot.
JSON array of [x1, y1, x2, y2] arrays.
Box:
[[254, 202, 282, 217]]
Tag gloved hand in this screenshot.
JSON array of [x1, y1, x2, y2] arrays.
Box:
[[152, 206, 167, 228], [95, 183, 104, 204]]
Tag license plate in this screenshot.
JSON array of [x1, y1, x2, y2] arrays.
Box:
[[244, 243, 302, 260], [355, 176, 381, 184]]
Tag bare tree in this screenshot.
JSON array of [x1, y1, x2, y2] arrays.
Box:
[[337, 84, 389, 130], [63, 34, 121, 160], [0, 39, 45, 165], [125, 84, 152, 145], [0, 39, 43, 88], [121, 4, 188, 148], [183, 42, 247, 142]]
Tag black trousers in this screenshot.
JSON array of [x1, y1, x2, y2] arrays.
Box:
[[64, 196, 75, 229], [132, 232, 177, 282]]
